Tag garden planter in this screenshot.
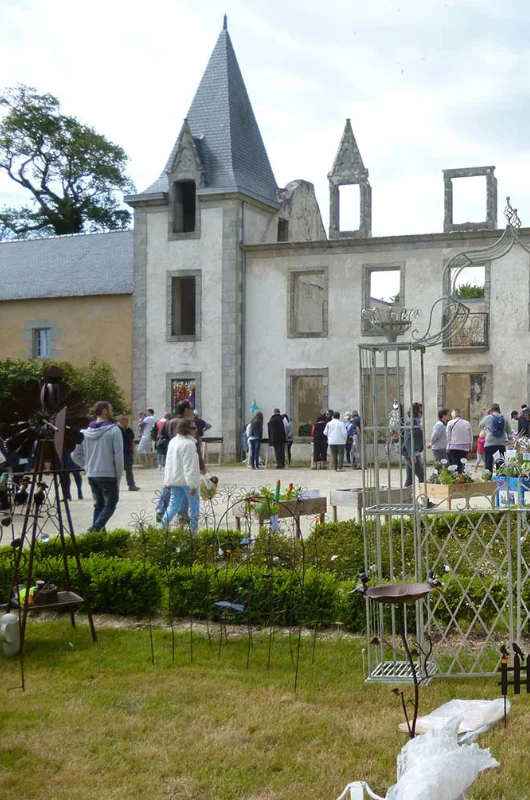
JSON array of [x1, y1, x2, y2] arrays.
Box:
[[233, 496, 327, 536], [426, 481, 497, 510]]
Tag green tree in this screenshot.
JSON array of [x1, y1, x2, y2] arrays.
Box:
[[455, 282, 485, 299], [0, 358, 127, 414], [0, 85, 134, 239]]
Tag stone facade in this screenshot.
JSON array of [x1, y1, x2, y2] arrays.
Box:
[[123, 21, 530, 461]]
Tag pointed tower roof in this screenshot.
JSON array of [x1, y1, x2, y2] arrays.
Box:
[[328, 119, 368, 183], [139, 21, 278, 207]]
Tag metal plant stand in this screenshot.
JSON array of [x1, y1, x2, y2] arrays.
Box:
[[0, 367, 96, 689], [359, 199, 530, 683]]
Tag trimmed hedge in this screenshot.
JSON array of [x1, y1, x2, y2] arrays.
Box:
[[0, 517, 526, 629], [0, 555, 161, 616]]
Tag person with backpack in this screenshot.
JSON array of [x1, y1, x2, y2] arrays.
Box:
[[446, 409, 472, 474], [480, 404, 511, 474], [155, 412, 172, 470]]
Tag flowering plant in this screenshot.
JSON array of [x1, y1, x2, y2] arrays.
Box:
[[429, 459, 474, 485]]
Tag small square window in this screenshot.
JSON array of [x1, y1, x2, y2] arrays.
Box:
[[171, 276, 196, 337], [32, 328, 51, 359], [369, 269, 401, 305]]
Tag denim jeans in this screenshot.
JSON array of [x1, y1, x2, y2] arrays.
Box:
[[249, 438, 260, 468], [88, 478, 119, 531], [157, 485, 199, 534], [156, 485, 171, 516]]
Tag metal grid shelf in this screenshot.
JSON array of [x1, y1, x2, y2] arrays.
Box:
[[366, 659, 437, 684], [364, 503, 416, 515]]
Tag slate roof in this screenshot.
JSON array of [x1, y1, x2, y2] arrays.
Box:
[[0, 230, 134, 301], [139, 25, 278, 207]]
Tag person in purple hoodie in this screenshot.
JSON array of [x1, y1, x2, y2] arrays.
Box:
[[72, 401, 124, 532]]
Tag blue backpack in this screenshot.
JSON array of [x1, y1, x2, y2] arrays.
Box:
[[492, 415, 505, 435]]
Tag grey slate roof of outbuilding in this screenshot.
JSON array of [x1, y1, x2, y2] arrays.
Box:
[[139, 24, 278, 207], [0, 230, 133, 301]]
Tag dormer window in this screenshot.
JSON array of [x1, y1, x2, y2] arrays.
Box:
[[173, 180, 196, 233]]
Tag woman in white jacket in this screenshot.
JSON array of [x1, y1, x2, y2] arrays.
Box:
[[156, 418, 200, 534]]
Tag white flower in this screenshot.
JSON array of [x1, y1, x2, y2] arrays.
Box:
[[331, 554, 339, 561], [448, 464, 458, 472], [431, 468, 439, 477], [460, 457, 468, 464], [440, 459, 448, 466]]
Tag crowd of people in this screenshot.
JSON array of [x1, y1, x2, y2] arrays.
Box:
[[402, 401, 527, 489], [242, 408, 361, 471], [67, 401, 212, 534]]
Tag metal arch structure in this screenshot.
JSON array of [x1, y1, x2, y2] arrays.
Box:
[[411, 197, 530, 348], [359, 198, 530, 683]]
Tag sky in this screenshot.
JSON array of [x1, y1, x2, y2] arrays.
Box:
[[1, 0, 530, 236]]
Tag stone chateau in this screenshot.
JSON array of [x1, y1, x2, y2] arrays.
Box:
[[1, 19, 530, 460]]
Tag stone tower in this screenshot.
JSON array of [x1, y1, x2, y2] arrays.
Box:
[[328, 119, 372, 239], [125, 18, 279, 459]]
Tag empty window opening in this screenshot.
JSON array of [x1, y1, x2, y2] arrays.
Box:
[[449, 265, 485, 300], [277, 218, 289, 242], [291, 375, 326, 436], [452, 176, 486, 224], [292, 271, 326, 335], [171, 276, 196, 336], [369, 269, 401, 305], [173, 180, 196, 233], [32, 328, 51, 359], [338, 184, 360, 232]]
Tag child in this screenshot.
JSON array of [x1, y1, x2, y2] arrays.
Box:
[[475, 428, 486, 472]]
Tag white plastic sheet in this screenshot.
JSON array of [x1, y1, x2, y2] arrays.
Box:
[[397, 698, 509, 741], [386, 715, 499, 800]]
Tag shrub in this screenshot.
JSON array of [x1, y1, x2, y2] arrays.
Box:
[[0, 555, 161, 615], [0, 358, 127, 412]]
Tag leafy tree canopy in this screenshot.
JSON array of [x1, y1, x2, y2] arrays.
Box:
[[0, 85, 135, 239], [455, 282, 485, 299], [0, 358, 127, 414]]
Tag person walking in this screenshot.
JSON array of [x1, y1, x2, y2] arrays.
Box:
[[72, 401, 124, 532], [446, 409, 473, 474], [248, 410, 263, 469], [480, 404, 511, 474], [268, 408, 286, 469], [311, 414, 327, 469], [283, 414, 294, 465], [118, 414, 140, 491], [156, 418, 200, 534], [62, 450, 83, 501], [193, 409, 212, 438], [156, 400, 206, 522], [137, 408, 156, 468], [474, 427, 486, 473], [350, 410, 362, 469], [324, 411, 347, 471], [155, 412, 172, 470], [344, 412, 354, 465], [428, 408, 449, 463], [403, 402, 425, 488]]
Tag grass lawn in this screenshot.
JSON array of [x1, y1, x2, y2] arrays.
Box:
[[0, 620, 528, 799]]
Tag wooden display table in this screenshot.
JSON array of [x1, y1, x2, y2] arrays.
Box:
[[233, 496, 327, 537], [201, 437, 224, 466], [426, 481, 497, 510], [329, 488, 412, 522]]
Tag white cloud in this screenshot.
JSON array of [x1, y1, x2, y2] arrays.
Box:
[[1, 0, 530, 235]]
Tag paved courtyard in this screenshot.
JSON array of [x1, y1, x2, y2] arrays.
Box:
[[65, 463, 366, 533]]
